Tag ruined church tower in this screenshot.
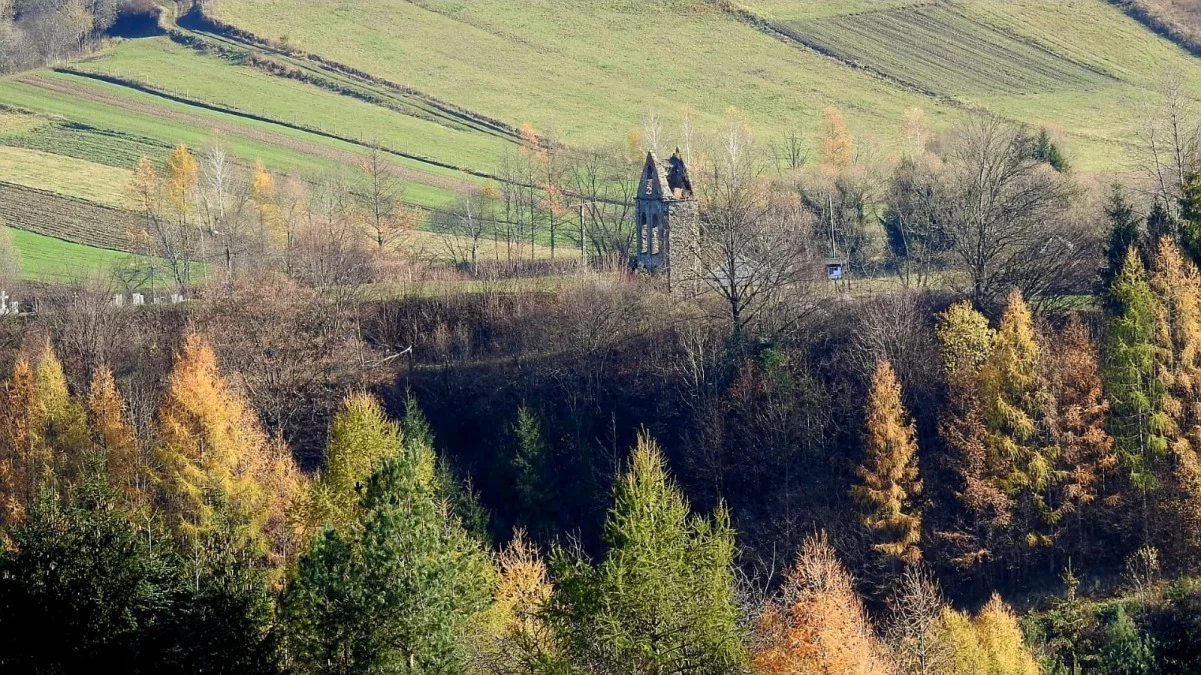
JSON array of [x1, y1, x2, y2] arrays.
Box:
[[634, 149, 698, 289]]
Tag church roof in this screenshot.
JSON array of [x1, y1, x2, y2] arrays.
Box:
[[639, 150, 694, 201]]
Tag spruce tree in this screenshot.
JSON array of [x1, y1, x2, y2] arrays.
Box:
[[1103, 249, 1169, 544], [1146, 201, 1177, 267], [282, 452, 493, 674], [853, 359, 923, 565], [546, 433, 747, 673], [1100, 186, 1144, 297], [1179, 172, 1201, 269], [513, 404, 554, 537]]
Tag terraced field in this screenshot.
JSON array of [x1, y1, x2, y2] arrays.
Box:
[[783, 4, 1110, 96], [0, 181, 134, 251]]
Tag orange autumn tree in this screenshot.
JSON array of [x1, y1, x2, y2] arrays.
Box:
[[154, 333, 305, 571], [1043, 316, 1116, 543], [0, 356, 44, 526], [86, 366, 142, 506], [475, 529, 560, 670], [853, 359, 923, 565], [755, 534, 896, 675], [820, 107, 855, 168]]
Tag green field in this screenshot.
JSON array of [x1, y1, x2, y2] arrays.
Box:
[[4, 226, 134, 283]]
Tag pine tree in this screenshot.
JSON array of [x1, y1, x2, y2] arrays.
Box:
[[853, 359, 923, 565], [547, 433, 748, 673], [1100, 187, 1144, 296], [282, 452, 493, 674], [154, 333, 303, 570], [86, 366, 142, 506], [308, 393, 402, 533], [753, 534, 895, 675]]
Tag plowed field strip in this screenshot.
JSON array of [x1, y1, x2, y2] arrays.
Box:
[[15, 74, 482, 194]]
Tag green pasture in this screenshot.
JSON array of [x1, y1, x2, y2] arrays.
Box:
[[73, 38, 512, 172], [4, 226, 132, 283]]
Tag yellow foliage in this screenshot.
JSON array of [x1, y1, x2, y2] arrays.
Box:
[[937, 302, 995, 378], [87, 366, 142, 505], [154, 333, 304, 570], [31, 344, 89, 484], [820, 107, 855, 168], [754, 534, 896, 675], [474, 529, 559, 669], [0, 357, 44, 526], [164, 144, 198, 216], [853, 359, 923, 564], [974, 595, 1040, 675]]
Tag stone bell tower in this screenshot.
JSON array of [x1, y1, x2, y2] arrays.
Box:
[[633, 149, 698, 290]]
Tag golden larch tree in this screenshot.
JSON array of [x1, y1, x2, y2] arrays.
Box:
[[1148, 238, 1201, 549], [0, 357, 45, 526], [978, 290, 1062, 548], [87, 366, 142, 505], [972, 594, 1040, 675], [820, 107, 855, 168], [307, 392, 402, 533], [853, 359, 923, 565], [936, 301, 1009, 569], [1043, 316, 1116, 538], [154, 333, 304, 569], [754, 534, 896, 675], [33, 343, 90, 481], [474, 529, 559, 671]]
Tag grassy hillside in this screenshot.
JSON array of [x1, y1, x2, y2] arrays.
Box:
[[213, 0, 1201, 170], [3, 0, 1201, 278]]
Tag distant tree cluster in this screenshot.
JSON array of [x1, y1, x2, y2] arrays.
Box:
[[0, 0, 153, 73]]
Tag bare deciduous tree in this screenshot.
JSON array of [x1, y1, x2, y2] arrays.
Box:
[[936, 114, 1079, 310], [682, 127, 819, 339], [566, 145, 638, 264], [437, 189, 493, 270], [1138, 69, 1201, 211]]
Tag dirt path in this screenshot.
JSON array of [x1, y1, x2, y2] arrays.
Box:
[[17, 74, 483, 194]]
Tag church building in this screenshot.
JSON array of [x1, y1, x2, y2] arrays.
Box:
[[633, 149, 699, 290]]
